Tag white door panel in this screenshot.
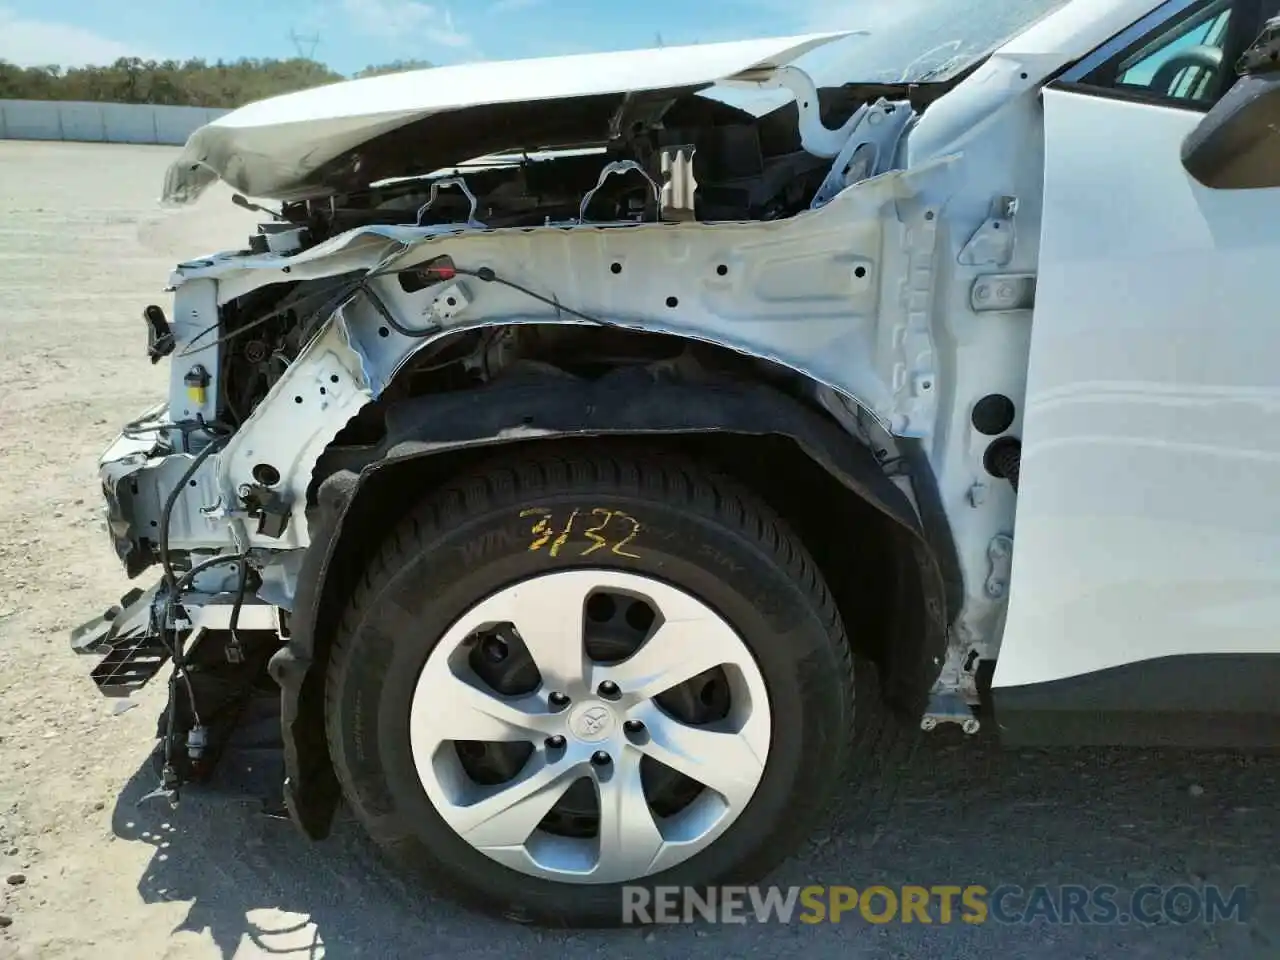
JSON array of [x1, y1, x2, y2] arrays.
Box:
[[993, 86, 1280, 691]]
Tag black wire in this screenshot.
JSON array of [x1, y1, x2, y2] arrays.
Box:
[[177, 278, 362, 358], [174, 551, 249, 596], [158, 436, 228, 595], [179, 257, 615, 367], [359, 278, 436, 338], [123, 417, 229, 444], [155, 442, 238, 756], [165, 632, 203, 740], [181, 312, 274, 357], [360, 263, 618, 339], [454, 266, 620, 329], [162, 651, 182, 782], [227, 556, 250, 658], [178, 311, 256, 357], [228, 559, 249, 632], [120, 410, 187, 440], [122, 408, 168, 430], [163, 551, 250, 737], [177, 303, 295, 358]]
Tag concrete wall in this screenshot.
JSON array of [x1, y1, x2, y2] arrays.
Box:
[[0, 100, 227, 145]]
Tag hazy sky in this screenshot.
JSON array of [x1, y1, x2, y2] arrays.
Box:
[[0, 0, 873, 74], [0, 0, 1073, 88]]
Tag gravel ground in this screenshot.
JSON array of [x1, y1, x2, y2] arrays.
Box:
[[0, 140, 1276, 960]]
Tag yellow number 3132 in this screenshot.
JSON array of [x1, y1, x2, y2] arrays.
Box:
[[519, 507, 643, 559]]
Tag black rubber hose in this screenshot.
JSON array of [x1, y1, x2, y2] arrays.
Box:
[[984, 436, 1022, 492]]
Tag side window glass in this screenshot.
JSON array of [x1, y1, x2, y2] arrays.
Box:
[[1078, 0, 1241, 106], [1116, 5, 1233, 98]]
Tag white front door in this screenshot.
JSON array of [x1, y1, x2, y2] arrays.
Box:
[[994, 0, 1280, 745]]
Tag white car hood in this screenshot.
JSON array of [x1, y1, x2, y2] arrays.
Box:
[[163, 33, 852, 206]]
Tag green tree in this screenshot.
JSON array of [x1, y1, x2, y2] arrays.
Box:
[[0, 56, 347, 107], [354, 59, 434, 78]]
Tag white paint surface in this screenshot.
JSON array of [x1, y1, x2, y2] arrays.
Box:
[[994, 87, 1280, 689], [161, 33, 851, 204]]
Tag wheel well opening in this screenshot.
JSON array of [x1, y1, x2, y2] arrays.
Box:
[[307, 432, 927, 728], [289, 431, 933, 835], [302, 445, 499, 727], [665, 433, 925, 704]]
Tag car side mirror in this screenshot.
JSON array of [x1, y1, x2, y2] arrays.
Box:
[[1182, 15, 1280, 189]]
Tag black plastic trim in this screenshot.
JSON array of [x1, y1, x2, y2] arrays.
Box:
[[1052, 79, 1219, 112], [894, 437, 964, 622], [1181, 70, 1280, 186], [995, 653, 1280, 747], [103, 470, 151, 579]]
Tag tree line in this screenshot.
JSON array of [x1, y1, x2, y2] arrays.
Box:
[[0, 57, 435, 108]]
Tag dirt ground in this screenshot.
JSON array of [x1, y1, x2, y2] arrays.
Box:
[[0, 140, 1276, 959]]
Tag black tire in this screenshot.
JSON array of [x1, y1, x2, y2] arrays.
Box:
[[325, 444, 855, 927]]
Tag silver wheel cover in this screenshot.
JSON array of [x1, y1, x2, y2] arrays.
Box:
[[408, 569, 773, 884]]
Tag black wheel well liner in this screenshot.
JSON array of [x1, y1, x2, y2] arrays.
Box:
[[268, 375, 955, 840]]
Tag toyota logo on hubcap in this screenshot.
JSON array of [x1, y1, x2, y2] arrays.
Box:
[[568, 703, 616, 742]]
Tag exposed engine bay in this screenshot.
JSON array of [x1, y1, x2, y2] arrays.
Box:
[[245, 80, 949, 254], [209, 77, 948, 429], [217, 269, 802, 435], [287, 100, 835, 235]]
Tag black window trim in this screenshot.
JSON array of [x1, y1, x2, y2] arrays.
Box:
[[1052, 0, 1268, 114]]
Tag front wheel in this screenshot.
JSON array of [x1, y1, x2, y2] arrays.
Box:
[[325, 447, 855, 926]]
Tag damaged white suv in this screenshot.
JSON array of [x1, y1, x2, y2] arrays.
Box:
[[72, 0, 1280, 926]]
